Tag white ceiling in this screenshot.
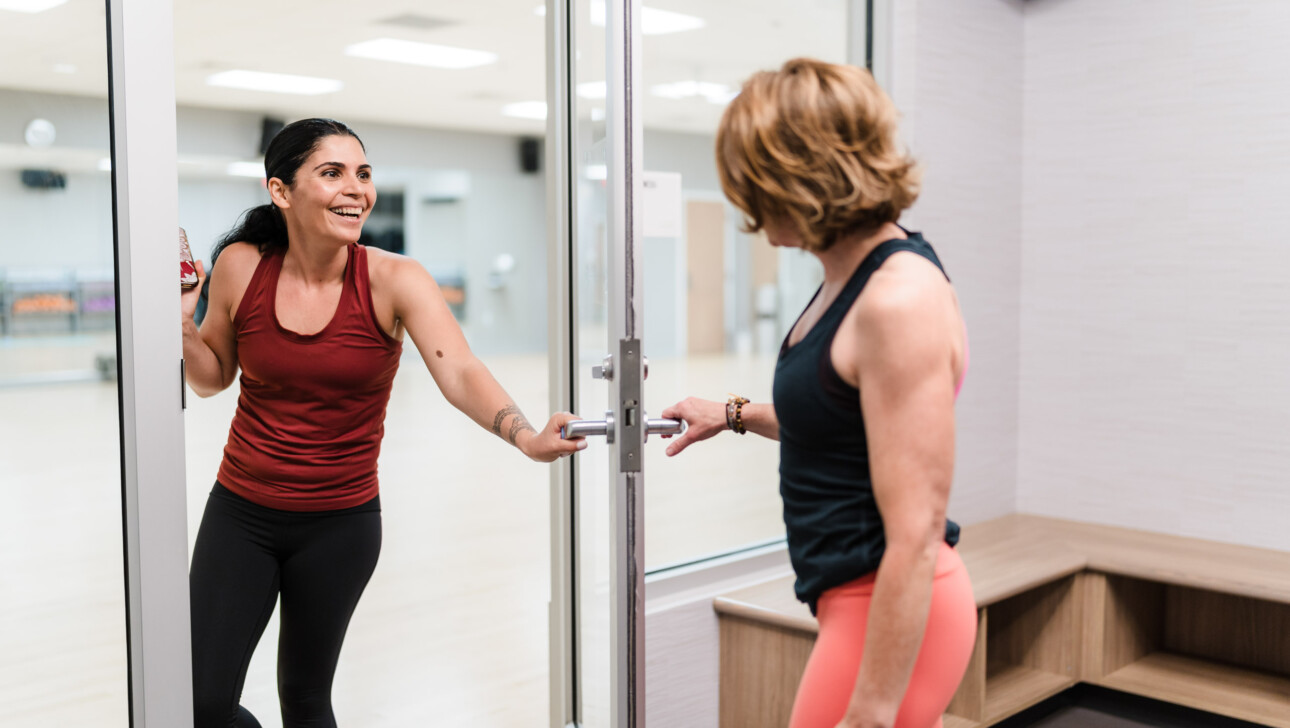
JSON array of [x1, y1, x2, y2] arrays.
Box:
[[0, 0, 848, 137]]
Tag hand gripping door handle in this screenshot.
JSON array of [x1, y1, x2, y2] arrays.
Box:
[[644, 417, 683, 439], [560, 412, 685, 443]]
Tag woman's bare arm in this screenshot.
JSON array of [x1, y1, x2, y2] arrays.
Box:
[[182, 245, 257, 397], [659, 397, 778, 457], [386, 255, 583, 462], [835, 264, 958, 728]]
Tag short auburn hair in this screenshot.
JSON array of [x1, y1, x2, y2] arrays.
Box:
[[716, 58, 920, 252]]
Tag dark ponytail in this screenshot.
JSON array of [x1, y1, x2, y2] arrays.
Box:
[[208, 117, 365, 272], [212, 202, 287, 259]]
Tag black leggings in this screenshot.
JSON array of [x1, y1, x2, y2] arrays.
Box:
[[190, 483, 381, 728]]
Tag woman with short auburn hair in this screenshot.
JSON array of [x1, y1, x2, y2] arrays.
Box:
[[663, 58, 975, 728], [716, 58, 921, 252]]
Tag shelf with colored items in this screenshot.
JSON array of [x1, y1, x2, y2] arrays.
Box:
[[0, 269, 116, 336]]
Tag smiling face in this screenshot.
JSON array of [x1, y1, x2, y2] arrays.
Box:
[[269, 134, 375, 246]]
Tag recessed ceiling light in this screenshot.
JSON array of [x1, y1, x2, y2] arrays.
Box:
[[345, 38, 497, 70], [52, 63, 77, 74], [639, 6, 705, 34], [227, 162, 266, 178], [207, 70, 342, 96], [503, 101, 548, 120], [0, 0, 69, 13], [376, 13, 456, 31], [534, 3, 704, 35], [651, 80, 737, 105]]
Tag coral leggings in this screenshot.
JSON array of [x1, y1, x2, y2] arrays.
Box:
[[788, 544, 977, 728]]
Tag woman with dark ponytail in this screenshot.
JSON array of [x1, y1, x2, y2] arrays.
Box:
[[180, 118, 585, 728]]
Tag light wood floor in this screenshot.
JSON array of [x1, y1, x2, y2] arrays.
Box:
[[0, 343, 783, 727]]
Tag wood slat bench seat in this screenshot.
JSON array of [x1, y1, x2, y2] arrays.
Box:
[[714, 514, 1290, 728]]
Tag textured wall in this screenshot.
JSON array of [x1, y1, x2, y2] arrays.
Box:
[[1018, 0, 1290, 550], [896, 0, 1027, 527]]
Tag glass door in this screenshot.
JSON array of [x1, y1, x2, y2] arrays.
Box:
[[554, 0, 658, 725], [0, 2, 129, 725], [551, 2, 870, 725]]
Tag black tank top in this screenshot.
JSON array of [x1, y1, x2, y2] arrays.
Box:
[[773, 232, 960, 614]]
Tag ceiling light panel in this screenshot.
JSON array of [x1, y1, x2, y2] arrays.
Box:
[[376, 13, 456, 31], [206, 70, 343, 96], [651, 80, 737, 104], [345, 38, 497, 70], [0, 0, 69, 13], [533, 3, 705, 35], [226, 162, 266, 178], [502, 101, 547, 120], [640, 7, 705, 35]]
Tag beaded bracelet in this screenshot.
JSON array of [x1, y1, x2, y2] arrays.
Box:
[[727, 394, 750, 435]]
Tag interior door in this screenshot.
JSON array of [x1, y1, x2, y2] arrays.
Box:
[[557, 0, 654, 725]]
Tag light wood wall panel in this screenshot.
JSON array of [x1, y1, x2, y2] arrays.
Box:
[[686, 199, 726, 355]]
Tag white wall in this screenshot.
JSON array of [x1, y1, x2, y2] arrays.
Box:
[[893, 0, 1026, 527], [0, 171, 116, 271], [0, 91, 114, 272], [1018, 0, 1290, 551]]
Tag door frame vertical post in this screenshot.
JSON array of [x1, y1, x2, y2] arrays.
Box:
[[546, 0, 578, 725], [606, 0, 645, 725], [107, 0, 193, 724]]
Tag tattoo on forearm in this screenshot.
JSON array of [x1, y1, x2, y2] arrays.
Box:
[[492, 404, 521, 436], [507, 415, 536, 446]]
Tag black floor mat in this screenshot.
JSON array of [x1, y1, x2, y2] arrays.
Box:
[[993, 685, 1271, 728]]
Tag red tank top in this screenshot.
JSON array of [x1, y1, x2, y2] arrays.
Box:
[[218, 244, 402, 511]]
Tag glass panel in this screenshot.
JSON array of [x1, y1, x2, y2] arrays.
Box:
[[571, 0, 615, 722], [641, 0, 850, 570], [176, 1, 551, 724], [0, 2, 128, 725]]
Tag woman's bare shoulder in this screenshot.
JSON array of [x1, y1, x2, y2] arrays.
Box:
[[208, 242, 263, 297], [861, 253, 953, 315], [215, 241, 264, 271], [365, 246, 432, 285]]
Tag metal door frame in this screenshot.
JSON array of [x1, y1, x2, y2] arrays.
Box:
[[107, 0, 194, 725], [546, 0, 645, 725], [546, 1, 883, 726]]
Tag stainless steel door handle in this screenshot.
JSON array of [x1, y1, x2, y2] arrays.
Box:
[[562, 410, 615, 443], [561, 413, 684, 442]]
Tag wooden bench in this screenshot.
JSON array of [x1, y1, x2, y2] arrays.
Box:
[[713, 514, 1290, 728]]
